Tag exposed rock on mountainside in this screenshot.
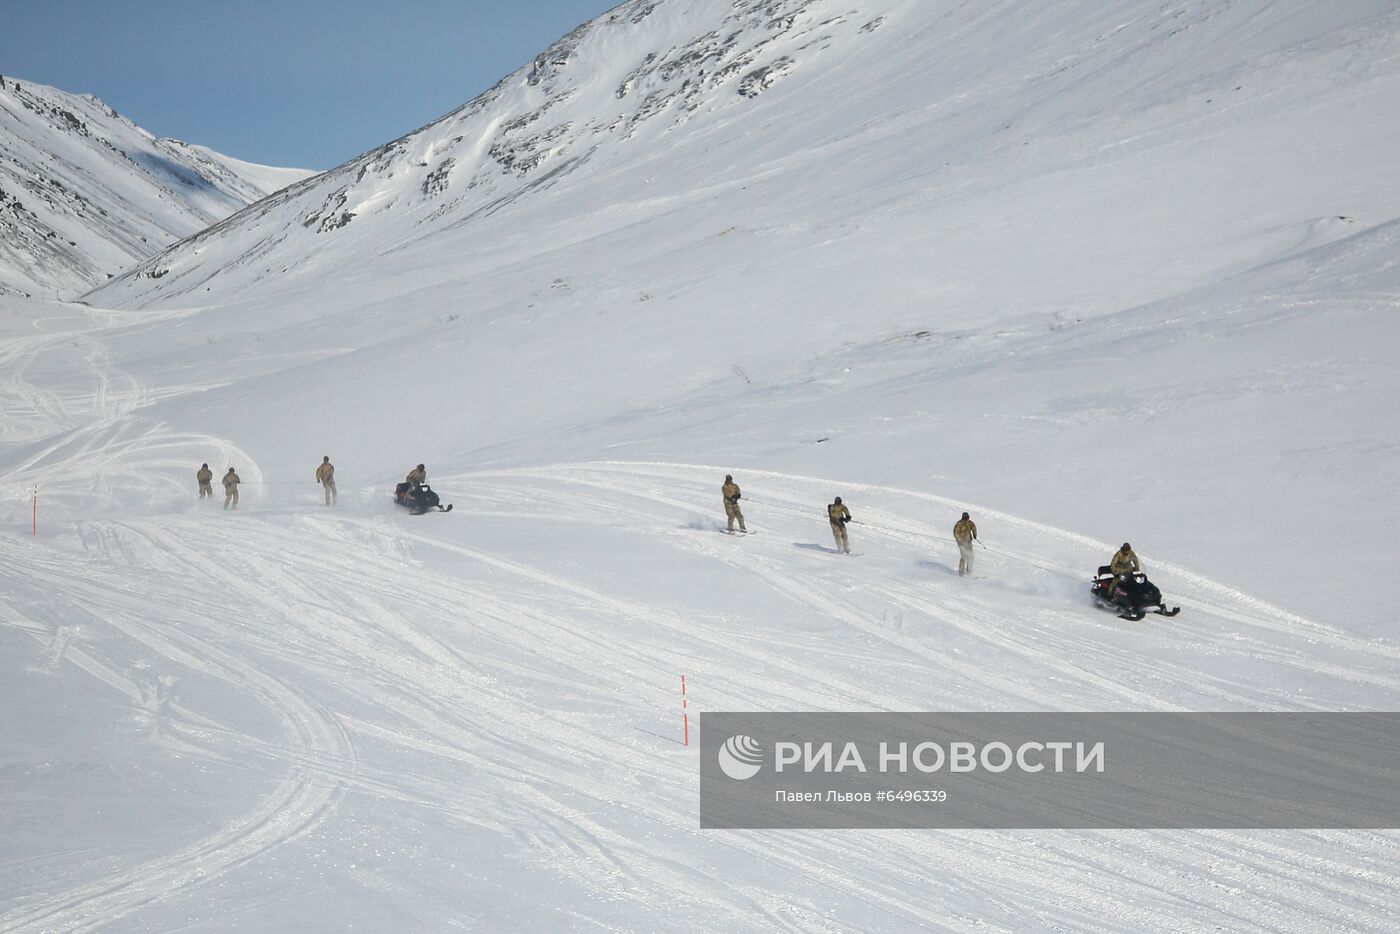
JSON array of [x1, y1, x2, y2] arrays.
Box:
[[0, 77, 312, 298]]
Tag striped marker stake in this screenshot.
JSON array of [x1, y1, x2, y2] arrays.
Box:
[[681, 674, 689, 746]]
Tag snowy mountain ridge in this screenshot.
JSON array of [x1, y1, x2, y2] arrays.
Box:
[[92, 0, 869, 304], [92, 0, 1400, 313], [0, 76, 312, 299]]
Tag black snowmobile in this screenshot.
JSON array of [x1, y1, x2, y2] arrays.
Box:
[[1091, 566, 1180, 621], [394, 481, 453, 515]]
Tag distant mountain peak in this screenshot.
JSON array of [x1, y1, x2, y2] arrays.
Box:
[[87, 0, 870, 306], [0, 77, 314, 299]]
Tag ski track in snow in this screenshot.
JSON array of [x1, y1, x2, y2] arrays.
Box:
[[4, 274, 1400, 927], [6, 449, 1400, 927], [2, 126, 1400, 934], [0, 537, 356, 933], [458, 461, 1400, 707]]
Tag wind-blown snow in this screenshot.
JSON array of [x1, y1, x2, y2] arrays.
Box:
[[3, 0, 1400, 930], [0, 77, 313, 299]]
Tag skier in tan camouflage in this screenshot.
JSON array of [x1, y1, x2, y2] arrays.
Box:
[[222, 467, 241, 510], [953, 512, 978, 576], [196, 463, 213, 499], [315, 456, 336, 506], [828, 497, 852, 554], [722, 474, 746, 533]]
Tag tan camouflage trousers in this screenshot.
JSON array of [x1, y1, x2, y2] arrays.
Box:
[[831, 521, 850, 554], [322, 480, 337, 505], [724, 499, 745, 532]]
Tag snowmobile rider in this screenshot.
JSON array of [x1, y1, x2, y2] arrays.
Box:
[[196, 463, 214, 499], [722, 474, 746, 533], [1109, 542, 1140, 596], [1111, 543, 1141, 576], [828, 497, 852, 554], [406, 463, 427, 486], [315, 456, 336, 506], [953, 512, 978, 576], [222, 467, 241, 510]]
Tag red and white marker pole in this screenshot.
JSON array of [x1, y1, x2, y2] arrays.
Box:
[[681, 674, 689, 747]]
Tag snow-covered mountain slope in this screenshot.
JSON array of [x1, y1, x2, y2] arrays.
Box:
[[0, 76, 312, 299], [4, 0, 1400, 929], [93, 0, 1400, 315], [78, 0, 1400, 627]]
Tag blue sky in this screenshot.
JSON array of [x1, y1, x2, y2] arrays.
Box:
[[0, 0, 619, 170]]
